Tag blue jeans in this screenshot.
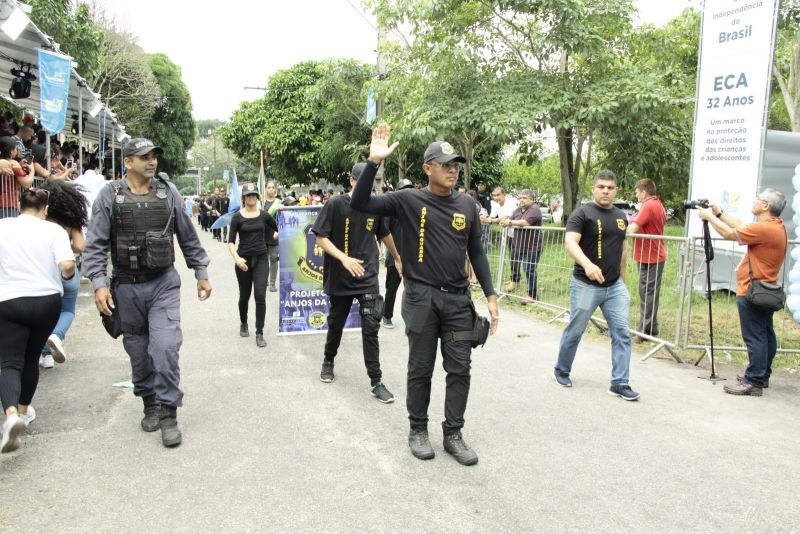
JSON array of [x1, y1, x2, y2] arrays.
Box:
[[42, 268, 80, 354], [510, 249, 541, 299], [737, 297, 777, 388], [555, 276, 632, 385]]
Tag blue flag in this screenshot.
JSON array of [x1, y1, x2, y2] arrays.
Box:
[[38, 50, 72, 135], [228, 169, 240, 213]]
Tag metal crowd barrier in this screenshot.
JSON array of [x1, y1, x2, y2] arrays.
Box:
[[683, 236, 800, 357], [483, 224, 800, 362], [0, 174, 45, 219]]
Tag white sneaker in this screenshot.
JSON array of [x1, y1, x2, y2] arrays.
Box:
[[1, 414, 26, 453], [46, 334, 67, 364], [39, 354, 55, 369], [19, 406, 36, 427]]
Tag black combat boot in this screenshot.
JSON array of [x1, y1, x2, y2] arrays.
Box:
[[159, 405, 182, 447], [255, 332, 266, 348], [240, 323, 249, 337], [141, 394, 160, 432]]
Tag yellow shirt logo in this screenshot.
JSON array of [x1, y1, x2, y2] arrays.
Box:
[[617, 219, 626, 231], [366, 218, 374, 231], [452, 213, 466, 231]]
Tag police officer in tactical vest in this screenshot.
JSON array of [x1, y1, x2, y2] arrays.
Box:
[[350, 124, 500, 466], [84, 138, 212, 448]]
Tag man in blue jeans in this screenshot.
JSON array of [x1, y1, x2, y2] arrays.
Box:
[[553, 170, 640, 401]]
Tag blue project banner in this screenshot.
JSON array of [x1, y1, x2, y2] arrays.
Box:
[[37, 50, 72, 135], [277, 206, 360, 335]]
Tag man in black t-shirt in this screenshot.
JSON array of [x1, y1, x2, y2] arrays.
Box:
[[312, 163, 401, 404], [553, 170, 639, 401], [382, 178, 413, 328], [350, 125, 499, 467]]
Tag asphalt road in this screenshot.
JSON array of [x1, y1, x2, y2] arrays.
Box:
[[2, 223, 799, 533]]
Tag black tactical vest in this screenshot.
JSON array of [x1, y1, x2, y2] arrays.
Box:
[[110, 177, 175, 276]]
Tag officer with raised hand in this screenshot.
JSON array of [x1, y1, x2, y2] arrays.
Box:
[[350, 124, 499, 466], [84, 138, 212, 448]]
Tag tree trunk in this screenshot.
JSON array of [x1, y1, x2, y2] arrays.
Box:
[[398, 150, 407, 181], [557, 126, 577, 223]]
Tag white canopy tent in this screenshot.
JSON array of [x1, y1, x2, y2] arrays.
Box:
[[0, 0, 129, 171]]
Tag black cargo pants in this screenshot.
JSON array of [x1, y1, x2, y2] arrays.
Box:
[[402, 278, 474, 435]]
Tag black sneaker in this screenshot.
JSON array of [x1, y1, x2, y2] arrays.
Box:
[[240, 323, 249, 337], [371, 383, 394, 403], [553, 369, 572, 387], [443, 431, 478, 466], [408, 429, 435, 460], [320, 361, 335, 383], [382, 317, 394, 329], [608, 384, 640, 401], [255, 333, 266, 348]]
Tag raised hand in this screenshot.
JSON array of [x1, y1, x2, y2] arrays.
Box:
[[368, 123, 400, 163]]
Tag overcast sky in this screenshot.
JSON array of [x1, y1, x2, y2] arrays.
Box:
[[98, 0, 701, 121]]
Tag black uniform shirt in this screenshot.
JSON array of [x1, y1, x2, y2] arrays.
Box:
[[312, 194, 389, 296], [228, 210, 278, 257], [566, 202, 627, 287]]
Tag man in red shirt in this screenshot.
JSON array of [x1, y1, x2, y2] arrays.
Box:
[[626, 179, 666, 341], [698, 188, 788, 396]]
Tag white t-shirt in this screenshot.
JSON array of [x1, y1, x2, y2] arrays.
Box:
[[0, 214, 74, 302], [72, 169, 107, 219], [490, 197, 519, 237]]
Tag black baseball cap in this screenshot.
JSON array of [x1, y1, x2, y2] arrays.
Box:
[[396, 178, 413, 190], [423, 141, 466, 164], [122, 138, 163, 158], [351, 162, 367, 179], [241, 183, 259, 197]]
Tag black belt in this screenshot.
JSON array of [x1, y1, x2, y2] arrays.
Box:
[[113, 269, 168, 285], [412, 279, 469, 295]]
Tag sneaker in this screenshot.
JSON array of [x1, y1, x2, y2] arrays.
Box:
[[371, 383, 395, 403], [408, 429, 435, 460], [240, 323, 249, 337], [46, 334, 67, 363], [382, 317, 394, 329], [320, 361, 335, 383], [505, 281, 518, 292], [553, 369, 572, 387], [19, 406, 36, 427], [737, 373, 768, 388], [269, 286, 277, 293], [1, 414, 26, 453], [724, 381, 763, 396], [443, 431, 479, 466], [39, 354, 55, 369], [255, 333, 266, 348], [608, 384, 641, 401]]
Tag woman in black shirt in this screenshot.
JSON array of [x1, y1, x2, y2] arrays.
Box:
[[227, 183, 278, 347]]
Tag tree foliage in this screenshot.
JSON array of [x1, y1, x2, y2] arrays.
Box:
[[773, 0, 800, 132], [220, 60, 375, 186], [144, 54, 195, 178], [25, 0, 104, 81]]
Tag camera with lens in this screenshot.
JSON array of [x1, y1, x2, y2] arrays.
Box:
[[683, 198, 709, 210]]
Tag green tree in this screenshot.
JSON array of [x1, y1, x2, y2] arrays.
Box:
[[772, 1, 800, 132], [25, 0, 104, 81], [372, 0, 682, 219], [220, 61, 323, 183], [196, 119, 225, 138], [503, 153, 562, 196], [144, 54, 195, 178]]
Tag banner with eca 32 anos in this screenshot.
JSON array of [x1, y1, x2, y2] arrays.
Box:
[[277, 206, 361, 335], [687, 0, 781, 239]]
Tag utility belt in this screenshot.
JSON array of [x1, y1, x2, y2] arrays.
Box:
[[113, 269, 168, 285]]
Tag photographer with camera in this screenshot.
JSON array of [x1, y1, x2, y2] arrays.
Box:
[[84, 138, 212, 447], [696, 189, 788, 396]]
